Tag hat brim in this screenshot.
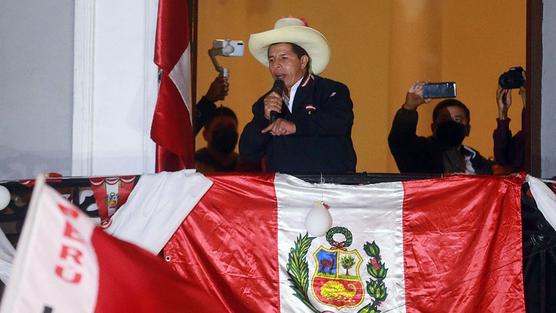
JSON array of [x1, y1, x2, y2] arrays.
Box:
[[248, 26, 330, 75]]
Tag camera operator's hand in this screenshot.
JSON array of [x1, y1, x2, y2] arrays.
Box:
[[403, 81, 431, 110], [519, 86, 526, 108], [496, 87, 512, 120], [205, 76, 229, 102], [262, 118, 296, 136], [519, 70, 527, 108], [263, 91, 283, 120]]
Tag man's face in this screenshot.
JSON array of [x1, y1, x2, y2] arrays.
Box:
[[434, 106, 469, 125], [432, 106, 470, 136], [205, 116, 238, 143], [203, 115, 239, 155], [267, 43, 308, 89]]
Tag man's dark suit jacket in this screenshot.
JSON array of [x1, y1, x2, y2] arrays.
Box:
[[239, 74, 357, 174]]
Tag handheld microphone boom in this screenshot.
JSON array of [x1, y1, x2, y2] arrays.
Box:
[[270, 79, 285, 122]]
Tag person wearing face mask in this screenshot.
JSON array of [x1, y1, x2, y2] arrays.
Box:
[[388, 81, 493, 174], [195, 106, 239, 173], [239, 17, 356, 174]]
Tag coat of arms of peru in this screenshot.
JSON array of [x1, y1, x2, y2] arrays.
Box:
[[287, 227, 388, 313]]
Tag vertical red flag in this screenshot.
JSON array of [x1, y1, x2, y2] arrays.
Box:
[[151, 0, 194, 172]]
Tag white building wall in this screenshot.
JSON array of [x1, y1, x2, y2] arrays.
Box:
[[542, 1, 556, 178], [72, 0, 158, 177], [0, 0, 74, 180]]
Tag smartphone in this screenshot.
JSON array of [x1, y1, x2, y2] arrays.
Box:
[[213, 39, 244, 57], [423, 82, 457, 99]]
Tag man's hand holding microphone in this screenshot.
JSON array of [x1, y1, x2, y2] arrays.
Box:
[[262, 79, 296, 136]]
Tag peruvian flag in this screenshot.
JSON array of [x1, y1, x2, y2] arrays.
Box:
[[163, 173, 526, 312], [151, 0, 194, 172], [0, 177, 225, 313]]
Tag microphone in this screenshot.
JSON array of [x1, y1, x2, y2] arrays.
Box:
[[269, 79, 285, 122]]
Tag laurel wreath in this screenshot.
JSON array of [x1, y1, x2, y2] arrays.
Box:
[[358, 241, 389, 313], [287, 233, 320, 313], [325, 226, 353, 248]]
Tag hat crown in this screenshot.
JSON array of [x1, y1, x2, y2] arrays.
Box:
[[248, 16, 329, 74], [274, 17, 306, 29]]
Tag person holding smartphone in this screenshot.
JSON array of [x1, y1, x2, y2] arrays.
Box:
[[388, 81, 493, 174]]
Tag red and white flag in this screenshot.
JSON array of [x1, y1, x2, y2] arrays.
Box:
[[163, 173, 526, 313], [0, 176, 225, 313], [151, 0, 194, 172]]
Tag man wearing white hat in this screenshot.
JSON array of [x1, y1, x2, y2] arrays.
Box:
[[239, 17, 357, 174]]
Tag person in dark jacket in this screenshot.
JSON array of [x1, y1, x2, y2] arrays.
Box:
[[239, 17, 356, 174], [493, 85, 526, 173], [388, 81, 493, 175]]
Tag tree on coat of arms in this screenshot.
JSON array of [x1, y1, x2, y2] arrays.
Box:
[[340, 255, 356, 276]]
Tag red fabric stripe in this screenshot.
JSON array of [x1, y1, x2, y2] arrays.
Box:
[[163, 174, 280, 313], [89, 179, 110, 224], [154, 0, 189, 70], [402, 175, 525, 312], [92, 228, 225, 312]]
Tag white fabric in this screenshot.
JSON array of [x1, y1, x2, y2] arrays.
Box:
[[168, 45, 192, 123], [527, 175, 556, 231], [286, 76, 303, 112], [0, 177, 98, 313], [0, 228, 15, 285], [106, 170, 212, 254], [462, 145, 477, 174], [275, 174, 406, 313]]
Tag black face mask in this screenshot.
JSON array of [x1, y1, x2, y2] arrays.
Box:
[[210, 127, 238, 154], [435, 120, 467, 147]]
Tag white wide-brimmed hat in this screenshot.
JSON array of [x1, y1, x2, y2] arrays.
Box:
[[248, 17, 330, 75]]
